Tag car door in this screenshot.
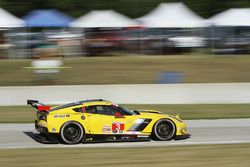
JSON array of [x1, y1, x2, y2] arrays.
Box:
[[86, 105, 127, 135]]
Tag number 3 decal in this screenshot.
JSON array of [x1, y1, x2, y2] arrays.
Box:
[[112, 122, 124, 133], [116, 123, 120, 130]]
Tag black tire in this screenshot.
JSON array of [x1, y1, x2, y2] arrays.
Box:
[[60, 121, 84, 144], [152, 119, 176, 141]]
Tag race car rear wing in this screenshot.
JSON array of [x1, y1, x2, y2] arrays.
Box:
[[27, 99, 51, 112]]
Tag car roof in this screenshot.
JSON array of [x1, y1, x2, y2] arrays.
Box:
[[50, 99, 113, 111], [81, 99, 113, 106]]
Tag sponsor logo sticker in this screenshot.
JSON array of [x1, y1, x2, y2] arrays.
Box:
[[54, 114, 70, 118], [102, 125, 111, 133]]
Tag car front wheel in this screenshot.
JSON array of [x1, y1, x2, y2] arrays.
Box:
[[152, 119, 176, 141]]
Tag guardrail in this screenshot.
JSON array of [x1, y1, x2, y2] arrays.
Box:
[[1, 83, 250, 106]]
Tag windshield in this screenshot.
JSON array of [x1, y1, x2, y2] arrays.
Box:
[[117, 105, 137, 115]]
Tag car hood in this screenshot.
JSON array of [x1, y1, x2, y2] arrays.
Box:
[[137, 110, 182, 122], [137, 110, 162, 114]]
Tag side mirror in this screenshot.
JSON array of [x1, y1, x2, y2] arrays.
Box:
[[115, 112, 124, 118]]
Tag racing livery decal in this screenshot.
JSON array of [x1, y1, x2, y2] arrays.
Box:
[[112, 122, 124, 134], [102, 125, 111, 133], [128, 118, 152, 131], [54, 114, 70, 118]]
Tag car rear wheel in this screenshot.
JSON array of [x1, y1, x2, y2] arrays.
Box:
[[152, 119, 176, 141], [60, 122, 84, 144]]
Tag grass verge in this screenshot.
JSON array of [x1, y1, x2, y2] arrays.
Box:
[[2, 55, 250, 85], [0, 144, 250, 167], [1, 104, 250, 123]]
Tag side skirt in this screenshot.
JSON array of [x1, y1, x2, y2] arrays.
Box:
[[83, 134, 151, 143]]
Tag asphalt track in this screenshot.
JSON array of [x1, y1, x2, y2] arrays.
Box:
[[0, 119, 250, 149]]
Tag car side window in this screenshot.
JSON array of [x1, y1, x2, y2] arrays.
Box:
[[73, 106, 96, 114], [74, 105, 122, 116], [85, 106, 96, 114], [96, 105, 117, 116], [73, 107, 83, 113]]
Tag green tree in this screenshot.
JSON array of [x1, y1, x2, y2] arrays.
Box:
[[1, 0, 250, 19]]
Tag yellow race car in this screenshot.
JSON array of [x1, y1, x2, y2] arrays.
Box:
[[28, 99, 189, 144]]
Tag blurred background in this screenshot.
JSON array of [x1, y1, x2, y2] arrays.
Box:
[[1, 0, 250, 86], [1, 2, 250, 166]]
